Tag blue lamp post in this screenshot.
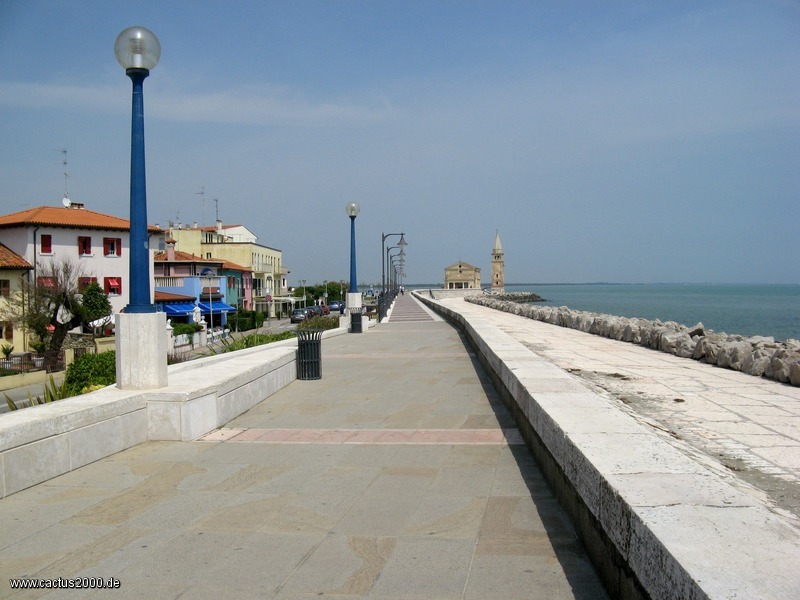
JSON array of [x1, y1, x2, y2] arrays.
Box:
[[114, 26, 167, 390], [115, 26, 160, 313], [345, 202, 361, 333]]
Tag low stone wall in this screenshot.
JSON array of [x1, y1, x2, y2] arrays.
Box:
[[467, 295, 800, 387], [0, 325, 351, 498]]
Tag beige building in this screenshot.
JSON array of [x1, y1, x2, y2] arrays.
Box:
[[165, 220, 291, 316], [443, 261, 481, 289]]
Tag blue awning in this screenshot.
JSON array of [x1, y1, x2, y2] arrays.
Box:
[[161, 303, 198, 316], [197, 301, 236, 314]]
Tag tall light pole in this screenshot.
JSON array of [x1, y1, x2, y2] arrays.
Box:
[[345, 203, 362, 333], [114, 26, 167, 389], [381, 232, 406, 295], [299, 279, 306, 308], [200, 268, 215, 337]]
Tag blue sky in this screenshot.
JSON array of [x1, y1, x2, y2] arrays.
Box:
[[1, 0, 798, 286]]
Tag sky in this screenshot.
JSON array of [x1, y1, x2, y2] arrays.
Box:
[[1, 0, 798, 286]]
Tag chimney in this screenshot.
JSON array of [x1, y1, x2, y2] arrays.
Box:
[[166, 239, 176, 261], [216, 219, 223, 233]]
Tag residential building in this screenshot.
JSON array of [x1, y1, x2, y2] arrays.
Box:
[[152, 244, 238, 328], [0, 244, 33, 350], [164, 220, 290, 316], [0, 202, 163, 348]]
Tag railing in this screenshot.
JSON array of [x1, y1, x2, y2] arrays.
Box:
[[154, 276, 185, 287], [0, 352, 64, 373]]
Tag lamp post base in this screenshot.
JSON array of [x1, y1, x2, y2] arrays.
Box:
[[347, 292, 364, 334], [115, 312, 168, 389]]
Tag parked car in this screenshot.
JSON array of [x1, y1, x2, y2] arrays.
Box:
[[309, 305, 323, 317], [320, 304, 330, 315], [328, 301, 343, 312], [290, 308, 308, 324]]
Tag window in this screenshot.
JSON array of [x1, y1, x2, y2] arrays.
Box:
[[103, 237, 122, 257], [0, 279, 9, 298], [78, 277, 97, 292], [78, 236, 92, 255], [41, 234, 52, 254], [37, 276, 56, 289], [104, 277, 122, 296], [2, 321, 12, 341]]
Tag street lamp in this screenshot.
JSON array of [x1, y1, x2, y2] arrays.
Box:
[[114, 26, 166, 390], [381, 232, 406, 295], [200, 267, 215, 337], [345, 202, 361, 333], [115, 26, 160, 314], [299, 279, 306, 308]]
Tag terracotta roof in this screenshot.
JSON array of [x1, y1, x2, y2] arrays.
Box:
[[153, 250, 222, 263], [154, 291, 196, 302], [222, 260, 252, 272], [0, 243, 32, 270], [0, 205, 162, 232]]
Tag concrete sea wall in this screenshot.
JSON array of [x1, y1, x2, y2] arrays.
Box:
[[467, 295, 800, 387], [416, 292, 800, 600]]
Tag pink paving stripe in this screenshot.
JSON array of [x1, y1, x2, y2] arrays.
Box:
[[199, 428, 524, 445]]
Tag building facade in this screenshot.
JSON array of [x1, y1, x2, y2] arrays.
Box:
[[164, 220, 290, 316], [0, 244, 33, 349], [0, 203, 162, 350], [443, 261, 481, 289]]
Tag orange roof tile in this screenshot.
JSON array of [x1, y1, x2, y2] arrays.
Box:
[[0, 243, 33, 270], [153, 250, 221, 263], [0, 205, 162, 232], [222, 260, 251, 272], [154, 291, 196, 302]]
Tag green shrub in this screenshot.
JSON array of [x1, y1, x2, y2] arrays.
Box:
[[172, 322, 202, 336], [5, 375, 71, 410], [212, 331, 297, 354], [228, 310, 265, 331], [64, 351, 116, 396], [297, 316, 339, 331]]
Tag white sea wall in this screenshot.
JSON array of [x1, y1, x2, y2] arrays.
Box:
[[466, 295, 800, 387]]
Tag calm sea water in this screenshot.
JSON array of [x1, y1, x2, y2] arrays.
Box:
[[503, 283, 800, 342]]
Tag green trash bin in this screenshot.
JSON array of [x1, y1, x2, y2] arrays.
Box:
[[297, 329, 323, 380]]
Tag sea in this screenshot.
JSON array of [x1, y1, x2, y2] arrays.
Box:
[[511, 283, 800, 342], [408, 283, 800, 342]]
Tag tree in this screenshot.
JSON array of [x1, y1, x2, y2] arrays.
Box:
[[0, 259, 111, 372]]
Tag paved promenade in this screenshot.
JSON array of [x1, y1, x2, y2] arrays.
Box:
[[0, 294, 606, 599]]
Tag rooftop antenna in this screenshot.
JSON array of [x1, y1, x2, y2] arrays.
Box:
[[57, 148, 70, 207], [196, 186, 205, 226], [213, 198, 219, 222]]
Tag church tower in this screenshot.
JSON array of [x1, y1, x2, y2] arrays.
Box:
[[491, 230, 505, 293]]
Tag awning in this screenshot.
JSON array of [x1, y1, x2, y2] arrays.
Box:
[[161, 303, 198, 316], [197, 301, 236, 314]]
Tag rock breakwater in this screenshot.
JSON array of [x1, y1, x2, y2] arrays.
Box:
[[466, 295, 800, 387]]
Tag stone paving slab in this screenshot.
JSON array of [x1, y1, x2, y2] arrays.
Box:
[[450, 297, 800, 520], [0, 297, 606, 599]]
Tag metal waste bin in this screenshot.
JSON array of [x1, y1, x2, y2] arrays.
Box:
[[297, 329, 323, 380], [350, 312, 362, 333]]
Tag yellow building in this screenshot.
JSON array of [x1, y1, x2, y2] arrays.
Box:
[[443, 261, 481, 289]]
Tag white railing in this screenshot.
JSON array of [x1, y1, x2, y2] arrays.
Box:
[[154, 276, 185, 287]]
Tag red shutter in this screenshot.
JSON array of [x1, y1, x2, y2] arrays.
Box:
[[117, 238, 122, 256]]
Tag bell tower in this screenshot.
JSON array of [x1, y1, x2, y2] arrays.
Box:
[[491, 230, 504, 293]]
